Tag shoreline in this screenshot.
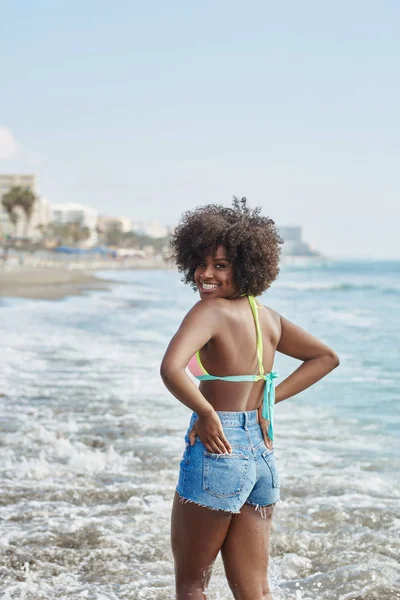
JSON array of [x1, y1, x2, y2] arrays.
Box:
[[0, 259, 174, 301], [0, 268, 117, 300]]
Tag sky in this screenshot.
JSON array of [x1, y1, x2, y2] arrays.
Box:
[[1, 0, 399, 258]]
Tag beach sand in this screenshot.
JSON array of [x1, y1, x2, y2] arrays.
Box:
[[0, 268, 114, 300]]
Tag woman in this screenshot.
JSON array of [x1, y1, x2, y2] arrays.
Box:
[[160, 198, 339, 600]]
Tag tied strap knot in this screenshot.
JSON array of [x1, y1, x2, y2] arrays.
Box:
[[259, 371, 279, 442]]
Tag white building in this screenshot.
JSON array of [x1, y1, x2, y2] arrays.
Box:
[[50, 203, 99, 246], [51, 203, 98, 228], [97, 215, 132, 233], [30, 196, 51, 239], [0, 174, 51, 238], [131, 220, 169, 238], [0, 174, 36, 198]]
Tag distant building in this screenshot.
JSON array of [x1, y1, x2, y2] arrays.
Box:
[[0, 174, 51, 238], [0, 174, 35, 198], [279, 226, 320, 257], [50, 203, 98, 246], [31, 196, 51, 238], [51, 203, 98, 228], [279, 226, 302, 244], [97, 215, 132, 234], [131, 220, 169, 238]]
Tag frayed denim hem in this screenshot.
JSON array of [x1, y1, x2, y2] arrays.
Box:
[[176, 491, 241, 514], [245, 499, 278, 519]]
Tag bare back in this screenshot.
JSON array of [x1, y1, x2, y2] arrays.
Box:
[[196, 296, 281, 411]]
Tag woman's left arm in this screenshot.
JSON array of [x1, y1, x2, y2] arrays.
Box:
[[258, 312, 339, 449], [274, 313, 340, 404]]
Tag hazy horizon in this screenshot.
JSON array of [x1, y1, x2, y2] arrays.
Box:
[[1, 1, 399, 259]]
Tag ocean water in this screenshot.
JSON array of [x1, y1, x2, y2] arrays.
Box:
[[0, 260, 399, 600]]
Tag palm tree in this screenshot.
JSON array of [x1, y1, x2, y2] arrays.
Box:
[[1, 186, 37, 237], [69, 221, 91, 244], [1, 187, 20, 236]]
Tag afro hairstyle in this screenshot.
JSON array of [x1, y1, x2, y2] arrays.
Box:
[[170, 197, 283, 296]]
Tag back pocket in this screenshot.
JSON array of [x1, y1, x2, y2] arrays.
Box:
[[203, 452, 249, 498], [261, 450, 280, 488]]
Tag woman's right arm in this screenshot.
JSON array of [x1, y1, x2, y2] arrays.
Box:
[[160, 299, 232, 454], [160, 301, 216, 415]]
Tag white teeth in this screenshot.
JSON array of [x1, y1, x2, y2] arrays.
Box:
[[202, 283, 219, 290]]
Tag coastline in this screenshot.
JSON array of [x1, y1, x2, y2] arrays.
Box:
[[0, 268, 115, 300], [0, 258, 174, 300]]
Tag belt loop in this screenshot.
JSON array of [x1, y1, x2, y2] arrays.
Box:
[[243, 412, 248, 431]]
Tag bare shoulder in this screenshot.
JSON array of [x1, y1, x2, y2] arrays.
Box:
[[182, 297, 228, 324], [260, 303, 281, 328], [256, 302, 281, 344]]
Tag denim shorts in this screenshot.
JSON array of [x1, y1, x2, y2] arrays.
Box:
[[176, 410, 280, 514]]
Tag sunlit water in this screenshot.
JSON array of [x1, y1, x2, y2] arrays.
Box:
[[0, 260, 399, 599]]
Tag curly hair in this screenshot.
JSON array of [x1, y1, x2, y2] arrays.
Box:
[[170, 197, 283, 296]]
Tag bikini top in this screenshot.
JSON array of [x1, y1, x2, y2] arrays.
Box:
[[187, 295, 279, 441]]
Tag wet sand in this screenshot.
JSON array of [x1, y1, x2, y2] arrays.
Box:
[[0, 268, 114, 300]]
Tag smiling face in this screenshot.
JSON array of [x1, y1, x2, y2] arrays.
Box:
[[194, 245, 238, 300]]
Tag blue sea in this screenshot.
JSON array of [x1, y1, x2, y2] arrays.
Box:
[[0, 260, 399, 600]]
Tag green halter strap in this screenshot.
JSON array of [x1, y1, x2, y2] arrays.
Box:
[[247, 295, 264, 377], [195, 295, 279, 441]]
